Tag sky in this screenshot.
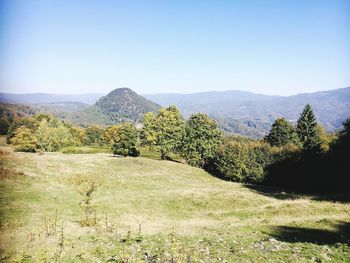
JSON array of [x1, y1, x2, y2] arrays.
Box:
[[0, 0, 349, 95]]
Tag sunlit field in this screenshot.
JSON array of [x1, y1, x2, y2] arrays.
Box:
[[0, 137, 349, 262]]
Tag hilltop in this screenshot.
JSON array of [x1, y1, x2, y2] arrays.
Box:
[[0, 88, 160, 126]]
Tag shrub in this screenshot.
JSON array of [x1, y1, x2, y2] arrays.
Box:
[[211, 137, 275, 184], [11, 126, 37, 152], [35, 118, 75, 152]]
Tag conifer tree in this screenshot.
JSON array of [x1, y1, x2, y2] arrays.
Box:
[[266, 118, 299, 146], [296, 104, 319, 149]]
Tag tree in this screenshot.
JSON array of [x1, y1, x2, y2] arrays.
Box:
[[112, 123, 139, 157], [11, 126, 37, 152], [265, 118, 299, 147], [140, 112, 157, 147], [35, 118, 74, 152], [296, 104, 319, 150], [0, 118, 10, 135], [103, 125, 120, 145], [212, 137, 275, 183], [314, 123, 336, 153], [69, 126, 86, 145], [142, 106, 184, 159], [84, 125, 104, 145], [6, 117, 39, 143], [182, 113, 222, 167]]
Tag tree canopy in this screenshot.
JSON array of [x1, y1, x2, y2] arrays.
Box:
[[182, 113, 222, 167], [265, 118, 299, 147], [296, 104, 319, 150]]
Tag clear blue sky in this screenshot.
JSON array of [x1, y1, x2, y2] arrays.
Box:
[[0, 0, 349, 95]]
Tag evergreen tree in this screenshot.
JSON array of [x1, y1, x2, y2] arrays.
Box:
[[296, 104, 319, 149], [266, 118, 299, 147], [182, 113, 222, 167]]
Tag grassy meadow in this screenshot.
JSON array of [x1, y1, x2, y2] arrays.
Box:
[[0, 137, 349, 262]]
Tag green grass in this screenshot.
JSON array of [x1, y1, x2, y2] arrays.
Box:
[[59, 145, 111, 154], [0, 144, 349, 262]]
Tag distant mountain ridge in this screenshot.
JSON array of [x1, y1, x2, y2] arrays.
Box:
[[144, 87, 350, 134], [0, 92, 103, 105], [1, 87, 349, 137]]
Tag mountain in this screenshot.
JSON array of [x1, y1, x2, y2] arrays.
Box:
[[0, 92, 103, 105], [0, 88, 160, 127], [145, 87, 350, 135], [62, 88, 161, 126], [96, 88, 160, 121], [1, 87, 349, 137]]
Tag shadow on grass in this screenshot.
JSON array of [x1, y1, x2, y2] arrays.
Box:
[[245, 184, 350, 203], [268, 222, 350, 245]]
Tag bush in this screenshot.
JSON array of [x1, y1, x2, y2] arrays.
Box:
[[11, 126, 37, 152], [210, 137, 276, 184], [35, 119, 74, 152]]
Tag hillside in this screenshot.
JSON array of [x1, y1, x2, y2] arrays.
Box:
[[0, 88, 160, 127], [1, 142, 349, 262], [145, 87, 350, 135], [1, 87, 349, 137], [95, 87, 161, 123]]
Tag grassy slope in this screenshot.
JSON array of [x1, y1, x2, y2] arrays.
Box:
[[0, 140, 349, 262]]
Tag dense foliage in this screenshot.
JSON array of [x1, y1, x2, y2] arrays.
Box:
[[111, 123, 140, 157], [3, 103, 349, 194], [265, 118, 299, 146], [0, 118, 10, 135], [182, 113, 221, 167], [141, 106, 184, 159], [296, 104, 319, 150]]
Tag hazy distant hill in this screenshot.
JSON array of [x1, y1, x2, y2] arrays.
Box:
[[145, 87, 350, 134], [0, 92, 103, 105], [1, 87, 349, 138]]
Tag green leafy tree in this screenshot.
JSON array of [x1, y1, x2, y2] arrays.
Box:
[[140, 112, 157, 147], [35, 118, 74, 152], [112, 123, 139, 157], [11, 126, 37, 152], [296, 104, 319, 149], [6, 117, 39, 143], [213, 137, 275, 183], [265, 118, 299, 146], [182, 113, 222, 167], [314, 123, 336, 153], [142, 106, 184, 159], [84, 125, 104, 145], [0, 118, 10, 135]]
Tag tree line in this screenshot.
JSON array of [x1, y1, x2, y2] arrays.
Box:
[[3, 104, 349, 194]]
